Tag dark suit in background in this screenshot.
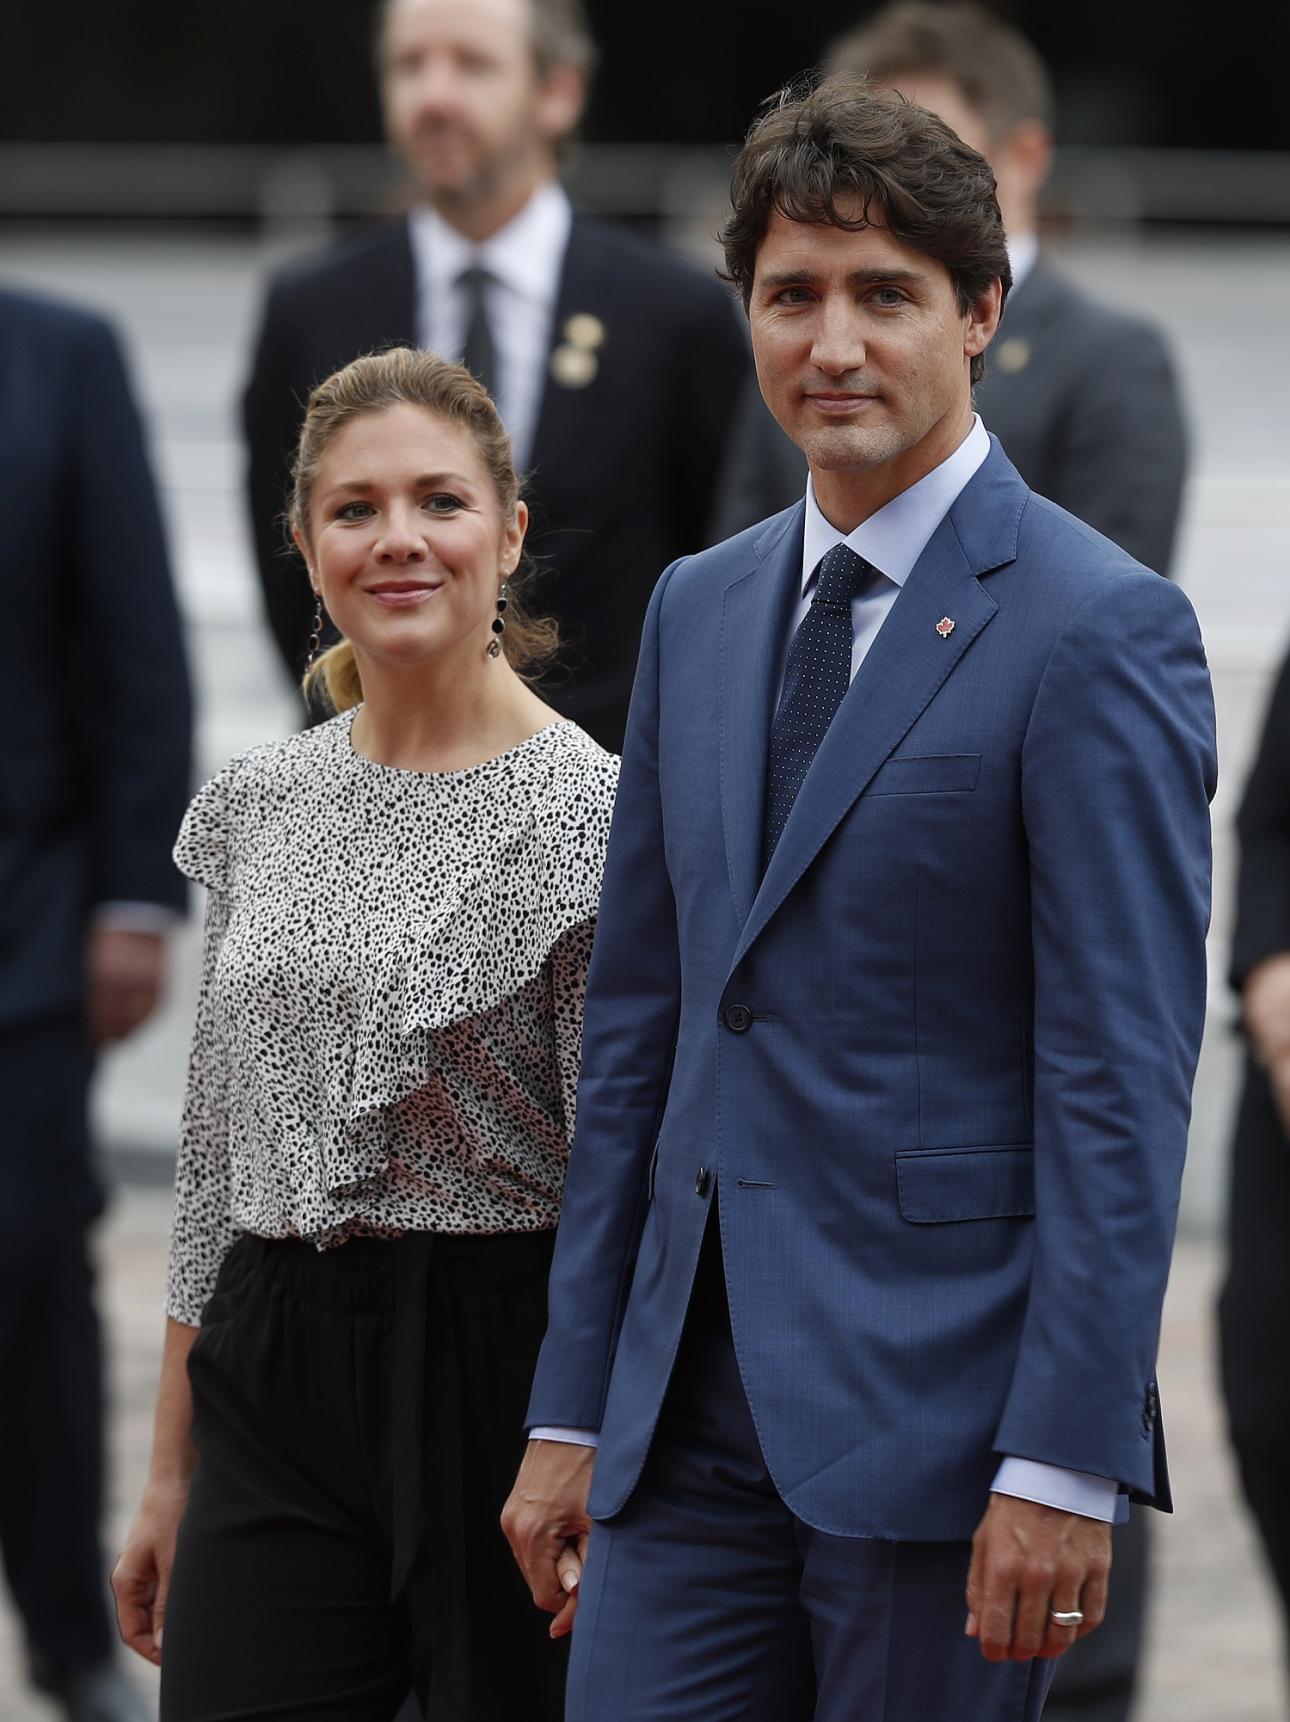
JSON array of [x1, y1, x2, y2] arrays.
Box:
[[0, 288, 192, 1711], [1221, 646, 1290, 1673], [712, 258, 1188, 579], [243, 215, 749, 753]]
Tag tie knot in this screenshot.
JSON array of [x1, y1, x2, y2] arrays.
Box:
[[812, 544, 873, 613], [457, 263, 492, 298]]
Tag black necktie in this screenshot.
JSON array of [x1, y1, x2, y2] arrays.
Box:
[[457, 265, 497, 399], [764, 544, 874, 861]]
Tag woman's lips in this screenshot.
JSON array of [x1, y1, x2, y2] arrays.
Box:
[[364, 583, 442, 608]]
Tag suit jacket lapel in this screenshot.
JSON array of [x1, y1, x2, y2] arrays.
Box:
[[730, 444, 1025, 973], [719, 505, 807, 930]]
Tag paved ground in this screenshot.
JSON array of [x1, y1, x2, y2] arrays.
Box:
[[1, 225, 1288, 1715]]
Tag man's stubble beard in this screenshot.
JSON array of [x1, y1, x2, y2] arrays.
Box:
[[412, 107, 544, 218], [797, 420, 906, 472]]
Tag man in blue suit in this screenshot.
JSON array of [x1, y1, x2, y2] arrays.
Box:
[[0, 286, 192, 1720], [503, 76, 1215, 1720]]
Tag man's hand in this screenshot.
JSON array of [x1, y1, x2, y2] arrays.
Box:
[[965, 1494, 1111, 1663], [86, 925, 167, 1047], [501, 1439, 596, 1640], [1244, 953, 1290, 1135]]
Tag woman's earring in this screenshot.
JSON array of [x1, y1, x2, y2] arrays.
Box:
[[305, 589, 326, 671], [486, 580, 509, 659]]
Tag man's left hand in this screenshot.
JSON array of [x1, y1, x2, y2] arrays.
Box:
[[966, 1493, 1111, 1663], [86, 926, 168, 1046]]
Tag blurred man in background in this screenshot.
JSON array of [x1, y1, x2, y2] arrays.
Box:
[[244, 0, 750, 752], [0, 285, 192, 1722], [715, 2, 1189, 587], [1221, 646, 1290, 1695]]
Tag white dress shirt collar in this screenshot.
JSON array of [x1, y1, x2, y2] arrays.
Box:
[[408, 180, 572, 315], [1007, 231, 1040, 294], [801, 414, 991, 593]]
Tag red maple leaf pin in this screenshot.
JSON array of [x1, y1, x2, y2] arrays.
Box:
[[936, 616, 956, 638]]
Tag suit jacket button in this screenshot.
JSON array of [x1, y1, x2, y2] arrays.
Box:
[[695, 1168, 710, 1196], [724, 1004, 753, 1033]]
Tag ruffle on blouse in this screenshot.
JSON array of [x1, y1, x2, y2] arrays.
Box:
[[320, 743, 616, 1197], [173, 754, 243, 891]]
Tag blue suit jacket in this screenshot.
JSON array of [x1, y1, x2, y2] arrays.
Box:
[[527, 440, 1216, 1540], [0, 288, 192, 1031]]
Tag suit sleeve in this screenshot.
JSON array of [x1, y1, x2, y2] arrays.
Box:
[[993, 571, 1216, 1498], [242, 277, 315, 686], [69, 318, 193, 914], [668, 288, 753, 552], [1230, 644, 1290, 989], [1050, 319, 1188, 578], [526, 563, 685, 1429]]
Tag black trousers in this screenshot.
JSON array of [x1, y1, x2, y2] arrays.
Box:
[[160, 1228, 568, 1722], [1220, 1059, 1290, 1664], [0, 1016, 109, 1679]]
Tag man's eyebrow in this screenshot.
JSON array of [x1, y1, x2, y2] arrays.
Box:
[[757, 266, 927, 290]]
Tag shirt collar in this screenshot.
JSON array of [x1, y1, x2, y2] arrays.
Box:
[[801, 414, 990, 594], [408, 180, 572, 308], [1007, 231, 1040, 293]]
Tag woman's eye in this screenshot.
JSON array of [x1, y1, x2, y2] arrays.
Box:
[[425, 493, 464, 513], [336, 500, 373, 521]]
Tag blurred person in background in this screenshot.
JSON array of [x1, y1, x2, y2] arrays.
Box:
[[1221, 645, 1290, 1695], [714, 1, 1189, 595], [0, 285, 193, 1722], [244, 0, 750, 753]]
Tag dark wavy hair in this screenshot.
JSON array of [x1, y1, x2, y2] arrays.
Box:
[[720, 72, 1011, 384]]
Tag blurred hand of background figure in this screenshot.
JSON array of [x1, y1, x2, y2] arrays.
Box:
[[1242, 952, 1290, 1131], [86, 926, 168, 1048]]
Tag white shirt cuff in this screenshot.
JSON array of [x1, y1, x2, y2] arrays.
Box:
[[92, 902, 180, 935], [528, 1426, 600, 1448], [992, 1457, 1125, 1523]]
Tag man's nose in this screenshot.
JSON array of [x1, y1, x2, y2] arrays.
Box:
[[410, 56, 465, 114], [810, 298, 865, 376]]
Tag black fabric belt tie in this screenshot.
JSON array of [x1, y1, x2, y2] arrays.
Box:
[[391, 1231, 470, 1712]]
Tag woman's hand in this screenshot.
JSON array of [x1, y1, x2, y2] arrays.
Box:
[[112, 1473, 190, 1665]]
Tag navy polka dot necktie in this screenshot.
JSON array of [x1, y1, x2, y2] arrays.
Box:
[[764, 543, 875, 862]]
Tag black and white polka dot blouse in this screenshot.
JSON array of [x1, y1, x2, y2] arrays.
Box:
[[165, 710, 619, 1326]]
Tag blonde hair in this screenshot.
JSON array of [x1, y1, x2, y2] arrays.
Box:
[[290, 347, 558, 713]]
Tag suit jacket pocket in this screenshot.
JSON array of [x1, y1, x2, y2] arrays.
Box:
[[867, 753, 981, 796], [896, 1145, 1034, 1223]]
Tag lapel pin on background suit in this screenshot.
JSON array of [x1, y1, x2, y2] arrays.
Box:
[[550, 311, 605, 389], [995, 337, 1031, 375], [936, 616, 956, 638]]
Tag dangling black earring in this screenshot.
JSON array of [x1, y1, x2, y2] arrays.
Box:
[[486, 580, 509, 659], [305, 589, 326, 671]]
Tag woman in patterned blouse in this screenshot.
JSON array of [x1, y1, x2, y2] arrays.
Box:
[[112, 349, 619, 1722]]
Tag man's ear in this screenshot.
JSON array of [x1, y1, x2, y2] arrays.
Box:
[[964, 277, 1004, 362], [1008, 119, 1054, 203], [537, 63, 586, 146]]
